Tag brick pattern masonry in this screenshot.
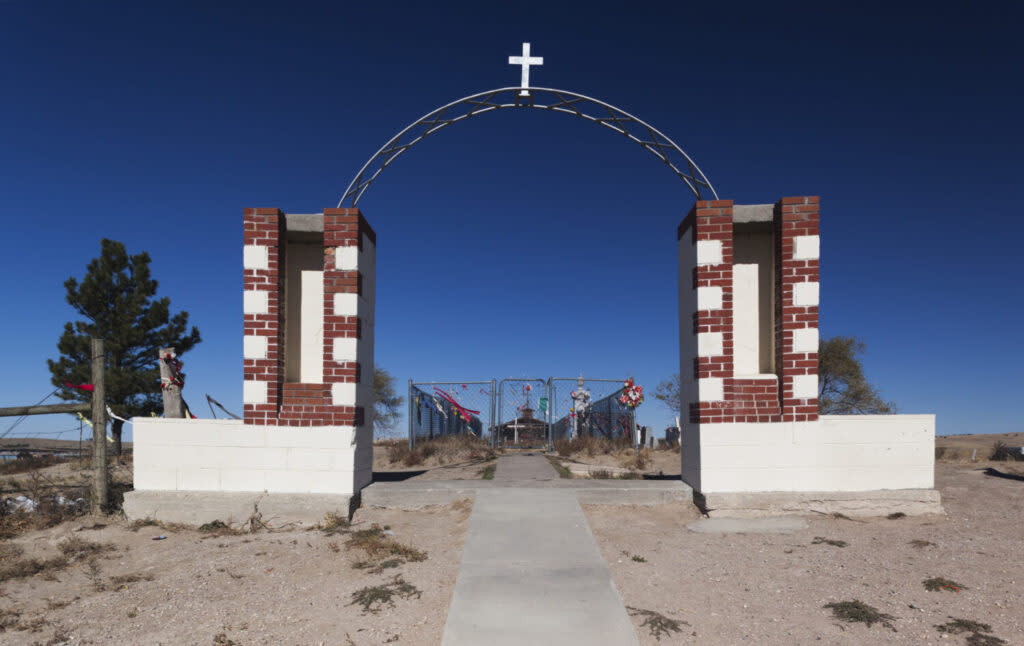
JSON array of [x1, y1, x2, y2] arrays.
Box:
[[680, 197, 819, 424], [243, 207, 375, 427]]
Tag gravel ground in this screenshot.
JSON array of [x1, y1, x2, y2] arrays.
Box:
[[584, 461, 1024, 645], [0, 501, 472, 645]]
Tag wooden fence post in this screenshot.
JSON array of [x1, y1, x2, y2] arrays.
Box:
[[90, 338, 107, 514]]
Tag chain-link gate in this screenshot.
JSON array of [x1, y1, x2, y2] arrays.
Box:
[[495, 378, 549, 449], [408, 380, 496, 447], [407, 376, 635, 451], [550, 378, 636, 448]]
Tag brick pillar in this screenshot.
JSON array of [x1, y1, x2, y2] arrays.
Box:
[[242, 208, 285, 425], [323, 208, 376, 433], [775, 196, 820, 421], [684, 200, 735, 424]]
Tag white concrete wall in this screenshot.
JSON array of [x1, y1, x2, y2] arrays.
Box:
[[691, 415, 935, 493], [732, 263, 760, 375], [299, 270, 324, 383], [132, 418, 368, 495], [678, 231, 701, 489]]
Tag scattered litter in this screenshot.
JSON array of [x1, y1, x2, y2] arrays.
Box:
[[152, 536, 167, 541], [2, 495, 86, 514], [383, 530, 396, 537]]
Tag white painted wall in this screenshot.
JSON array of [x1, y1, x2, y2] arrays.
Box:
[[299, 270, 324, 383], [677, 231, 701, 490], [132, 418, 371, 495], [732, 263, 760, 375], [687, 415, 935, 493]]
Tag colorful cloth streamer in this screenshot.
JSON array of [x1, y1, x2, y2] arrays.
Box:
[[64, 381, 94, 392], [76, 412, 114, 443], [430, 396, 447, 419], [433, 387, 480, 425], [106, 406, 130, 424]]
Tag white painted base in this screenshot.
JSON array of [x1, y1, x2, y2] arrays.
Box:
[[131, 418, 373, 496], [681, 415, 936, 494]]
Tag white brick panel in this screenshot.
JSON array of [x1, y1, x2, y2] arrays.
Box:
[[697, 332, 724, 357], [696, 286, 723, 311], [791, 374, 818, 399], [333, 337, 358, 363], [793, 281, 819, 307], [698, 377, 725, 402], [334, 245, 359, 271], [333, 293, 359, 316], [243, 290, 269, 314], [331, 382, 357, 407], [243, 245, 269, 270], [242, 380, 267, 404], [793, 235, 820, 260], [791, 327, 819, 354], [243, 335, 268, 359], [695, 239, 723, 266]]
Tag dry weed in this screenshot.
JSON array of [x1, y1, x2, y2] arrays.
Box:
[[923, 576, 966, 593], [626, 606, 687, 640], [349, 575, 422, 614], [823, 600, 895, 630], [345, 524, 427, 565]]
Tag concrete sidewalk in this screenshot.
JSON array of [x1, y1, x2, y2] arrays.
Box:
[[493, 452, 559, 482], [441, 485, 639, 645]]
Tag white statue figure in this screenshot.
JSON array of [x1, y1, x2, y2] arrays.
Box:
[[569, 374, 592, 440]]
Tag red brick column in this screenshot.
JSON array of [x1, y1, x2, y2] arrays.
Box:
[[321, 208, 376, 428], [685, 200, 735, 424], [242, 208, 285, 425], [775, 196, 820, 421]]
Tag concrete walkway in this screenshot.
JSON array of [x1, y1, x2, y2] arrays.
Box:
[[441, 455, 639, 646], [493, 451, 559, 482]]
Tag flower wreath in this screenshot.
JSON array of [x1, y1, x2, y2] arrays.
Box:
[[618, 377, 644, 409], [161, 353, 186, 389]]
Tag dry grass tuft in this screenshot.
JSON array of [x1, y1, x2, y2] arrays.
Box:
[[823, 600, 895, 630], [349, 575, 422, 614], [385, 435, 494, 467], [590, 469, 613, 480], [553, 434, 632, 458], [990, 441, 1021, 461], [923, 576, 966, 593], [58, 535, 115, 560], [626, 606, 687, 640], [345, 524, 427, 565], [620, 449, 652, 471], [319, 512, 350, 536], [936, 618, 992, 634], [811, 536, 848, 548]]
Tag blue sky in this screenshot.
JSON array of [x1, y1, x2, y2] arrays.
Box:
[[2, 1, 1021, 441]]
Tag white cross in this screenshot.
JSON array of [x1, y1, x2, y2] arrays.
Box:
[[508, 42, 543, 97]]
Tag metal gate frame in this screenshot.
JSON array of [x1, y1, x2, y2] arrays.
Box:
[[549, 377, 637, 451], [495, 377, 550, 450], [408, 379, 496, 449]]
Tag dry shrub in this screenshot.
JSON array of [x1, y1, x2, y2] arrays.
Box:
[[0, 555, 68, 582], [620, 449, 652, 471], [990, 441, 1021, 461], [59, 535, 114, 560], [389, 435, 493, 466], [0, 453, 66, 476], [627, 606, 687, 640], [345, 524, 427, 564], [824, 600, 895, 630], [554, 434, 631, 458], [349, 575, 421, 614], [589, 469, 613, 480], [319, 512, 350, 536], [923, 576, 966, 593]]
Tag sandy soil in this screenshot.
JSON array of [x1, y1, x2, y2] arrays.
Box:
[[556, 449, 682, 478], [584, 461, 1024, 645], [0, 501, 472, 645]]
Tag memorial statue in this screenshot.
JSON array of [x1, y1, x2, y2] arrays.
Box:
[[570, 374, 592, 439]]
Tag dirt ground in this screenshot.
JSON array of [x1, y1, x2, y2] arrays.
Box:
[[585, 460, 1024, 645], [0, 501, 472, 645], [371, 445, 494, 481], [555, 449, 682, 478]]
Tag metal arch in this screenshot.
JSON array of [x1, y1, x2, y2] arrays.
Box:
[[338, 87, 718, 207]]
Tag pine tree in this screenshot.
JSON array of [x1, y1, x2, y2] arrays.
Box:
[[47, 239, 201, 455]]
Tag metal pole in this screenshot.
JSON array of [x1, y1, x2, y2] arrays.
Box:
[[489, 379, 497, 449], [90, 338, 107, 515], [496, 381, 503, 450], [407, 380, 414, 450]]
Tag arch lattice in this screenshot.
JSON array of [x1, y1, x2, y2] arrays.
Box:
[[339, 87, 718, 207]]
